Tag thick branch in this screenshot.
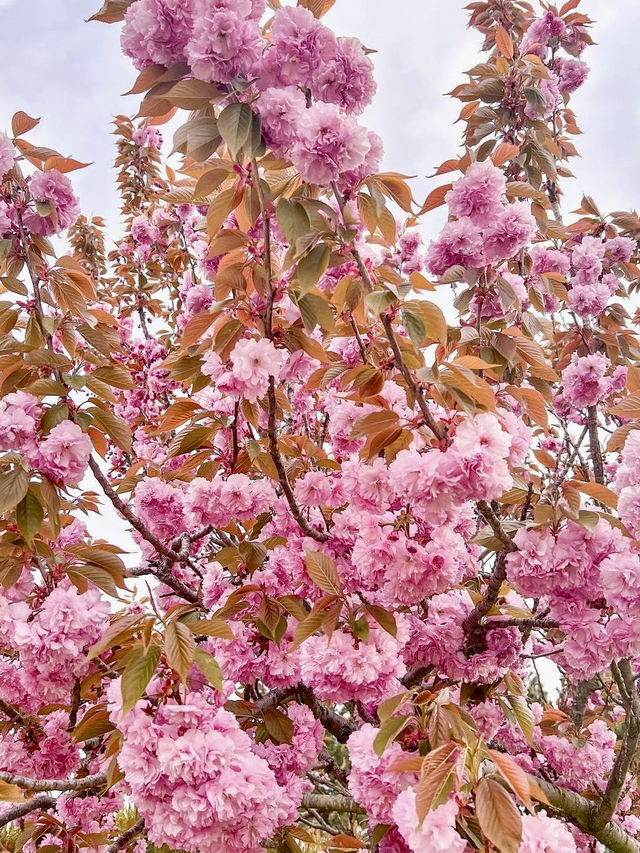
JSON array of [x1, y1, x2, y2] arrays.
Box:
[[254, 684, 355, 743], [587, 405, 605, 485], [483, 616, 559, 631], [88, 459, 175, 559], [477, 501, 518, 552], [301, 793, 364, 814], [592, 660, 640, 831], [535, 777, 640, 853], [296, 684, 356, 743], [0, 697, 31, 727], [88, 460, 199, 602], [0, 795, 56, 828], [462, 553, 508, 636], [0, 771, 107, 793], [462, 503, 518, 636]]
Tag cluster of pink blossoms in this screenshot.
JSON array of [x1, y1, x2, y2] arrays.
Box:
[[202, 337, 286, 403], [0, 582, 109, 709], [523, 234, 634, 318], [426, 160, 536, 276], [121, 1, 379, 186], [0, 132, 80, 237], [0, 131, 15, 178], [347, 724, 418, 827], [392, 795, 467, 853], [24, 168, 81, 236], [558, 351, 627, 411], [0, 391, 92, 485], [507, 520, 640, 678], [519, 10, 589, 120], [108, 686, 303, 853], [566, 235, 634, 317], [614, 431, 640, 539]]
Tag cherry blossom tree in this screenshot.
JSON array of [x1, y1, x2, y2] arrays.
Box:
[[2, 1, 640, 852]]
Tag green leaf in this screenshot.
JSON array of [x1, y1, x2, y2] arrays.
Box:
[[121, 645, 161, 714], [296, 243, 330, 293], [298, 293, 335, 333], [365, 604, 397, 637], [373, 715, 410, 757], [244, 112, 265, 159], [85, 406, 132, 455], [218, 103, 253, 159], [72, 705, 115, 742], [166, 425, 215, 459], [165, 621, 195, 682], [16, 492, 44, 545], [40, 403, 70, 435], [365, 289, 397, 316], [289, 598, 337, 652], [402, 309, 426, 347], [404, 300, 448, 345], [68, 564, 119, 597], [172, 116, 222, 162], [193, 648, 223, 691], [277, 199, 311, 245], [523, 85, 547, 112], [0, 468, 29, 514], [507, 694, 535, 745]]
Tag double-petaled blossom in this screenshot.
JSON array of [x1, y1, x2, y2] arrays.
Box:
[[25, 168, 80, 236]]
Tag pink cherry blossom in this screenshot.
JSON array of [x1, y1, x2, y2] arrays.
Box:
[[121, 0, 194, 70], [291, 102, 371, 185], [37, 421, 92, 485], [446, 160, 506, 227], [229, 337, 286, 402], [0, 131, 15, 178], [25, 169, 80, 236]]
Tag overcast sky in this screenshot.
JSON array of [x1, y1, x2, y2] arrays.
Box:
[[1, 0, 639, 230], [0, 0, 638, 566]]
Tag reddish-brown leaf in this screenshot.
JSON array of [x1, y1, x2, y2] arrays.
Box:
[[418, 184, 453, 215]]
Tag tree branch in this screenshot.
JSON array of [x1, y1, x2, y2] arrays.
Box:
[[592, 660, 640, 832], [267, 379, 329, 543], [296, 684, 356, 743], [535, 777, 640, 853], [0, 771, 107, 793], [88, 459, 199, 602], [380, 313, 445, 440], [0, 794, 56, 829], [301, 793, 364, 814], [587, 405, 605, 485]]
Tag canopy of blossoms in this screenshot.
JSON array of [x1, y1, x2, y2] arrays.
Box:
[[2, 1, 640, 853]]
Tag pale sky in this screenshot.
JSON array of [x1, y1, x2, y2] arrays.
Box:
[[1, 1, 639, 229], [1, 0, 638, 570]]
